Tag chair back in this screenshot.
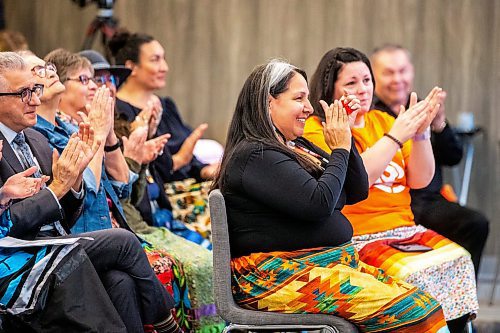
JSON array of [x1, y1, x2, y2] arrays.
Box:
[[208, 189, 240, 319], [208, 189, 358, 332]]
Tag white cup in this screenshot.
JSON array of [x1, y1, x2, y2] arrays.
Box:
[[456, 112, 475, 132]]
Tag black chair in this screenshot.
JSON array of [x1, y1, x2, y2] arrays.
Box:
[[209, 189, 359, 333]]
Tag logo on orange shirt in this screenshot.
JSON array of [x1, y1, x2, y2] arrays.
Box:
[[373, 161, 405, 193]]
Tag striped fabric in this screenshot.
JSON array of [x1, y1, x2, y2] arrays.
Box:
[[231, 243, 449, 333], [353, 225, 479, 320], [0, 244, 79, 315]]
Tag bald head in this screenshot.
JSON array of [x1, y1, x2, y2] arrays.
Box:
[[371, 46, 414, 113]]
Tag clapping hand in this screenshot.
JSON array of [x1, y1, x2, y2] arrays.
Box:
[[76, 122, 101, 172], [0, 141, 48, 205], [122, 125, 148, 164], [415, 86, 442, 134], [172, 123, 208, 171], [0, 167, 49, 202], [143, 133, 170, 163], [131, 95, 163, 138], [319, 99, 352, 151], [49, 135, 86, 199], [340, 90, 361, 127], [430, 90, 447, 132], [388, 92, 429, 143], [83, 86, 114, 142]]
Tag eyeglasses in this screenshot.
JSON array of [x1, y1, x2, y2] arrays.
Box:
[[94, 74, 118, 87], [0, 84, 44, 104], [66, 74, 95, 85], [31, 62, 57, 78]]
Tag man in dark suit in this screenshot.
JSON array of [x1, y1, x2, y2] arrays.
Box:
[[0, 52, 180, 333], [0, 127, 86, 237], [0, 72, 87, 239]]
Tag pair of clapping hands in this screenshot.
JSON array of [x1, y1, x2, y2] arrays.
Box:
[[122, 95, 210, 172], [122, 120, 209, 169], [319, 87, 444, 152], [0, 120, 101, 205], [0, 140, 49, 206], [122, 95, 170, 165], [50, 86, 115, 199]]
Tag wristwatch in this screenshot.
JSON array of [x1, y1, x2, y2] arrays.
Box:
[[104, 138, 123, 152]]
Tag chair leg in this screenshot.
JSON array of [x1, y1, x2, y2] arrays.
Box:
[[489, 256, 500, 306], [465, 320, 473, 333]]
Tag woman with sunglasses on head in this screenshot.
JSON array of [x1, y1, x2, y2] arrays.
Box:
[[303, 47, 478, 332]]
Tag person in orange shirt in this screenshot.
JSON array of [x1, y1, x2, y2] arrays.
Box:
[[370, 45, 489, 279], [303, 47, 477, 333]]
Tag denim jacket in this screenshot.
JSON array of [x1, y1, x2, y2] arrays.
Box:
[[33, 115, 137, 233]]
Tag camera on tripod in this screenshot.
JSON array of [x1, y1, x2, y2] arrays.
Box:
[[72, 0, 115, 18], [72, 0, 118, 54]]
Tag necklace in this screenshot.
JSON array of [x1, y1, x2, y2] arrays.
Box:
[[287, 141, 330, 168]]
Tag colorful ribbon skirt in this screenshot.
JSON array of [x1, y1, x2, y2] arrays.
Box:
[[231, 243, 449, 332], [353, 225, 478, 320]]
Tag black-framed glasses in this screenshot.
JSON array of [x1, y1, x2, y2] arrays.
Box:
[[31, 62, 57, 78], [94, 74, 118, 87], [0, 84, 44, 104], [66, 74, 95, 85]]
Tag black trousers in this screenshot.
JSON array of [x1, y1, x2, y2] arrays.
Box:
[[75, 229, 175, 333], [411, 193, 490, 276], [1, 245, 127, 333]]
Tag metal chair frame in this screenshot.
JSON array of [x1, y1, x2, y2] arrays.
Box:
[[209, 189, 358, 333]]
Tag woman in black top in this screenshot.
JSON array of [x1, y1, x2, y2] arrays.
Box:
[[108, 30, 219, 183], [211, 59, 448, 332]]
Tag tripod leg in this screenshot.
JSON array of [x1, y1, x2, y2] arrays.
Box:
[[81, 18, 101, 50]]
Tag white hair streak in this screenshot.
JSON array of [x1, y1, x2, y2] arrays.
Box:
[[265, 58, 297, 89]]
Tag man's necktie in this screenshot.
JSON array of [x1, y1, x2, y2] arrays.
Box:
[[13, 132, 67, 235], [13, 132, 42, 178]]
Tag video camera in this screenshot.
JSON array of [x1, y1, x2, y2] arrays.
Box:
[[72, 0, 118, 52], [72, 0, 115, 18]]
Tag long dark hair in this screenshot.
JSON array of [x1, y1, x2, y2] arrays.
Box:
[[309, 47, 374, 121], [212, 59, 320, 191]]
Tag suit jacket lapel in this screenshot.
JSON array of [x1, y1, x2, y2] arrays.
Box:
[[24, 129, 52, 176], [0, 131, 25, 175]]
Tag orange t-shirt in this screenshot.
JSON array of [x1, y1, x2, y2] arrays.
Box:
[[303, 110, 415, 236]]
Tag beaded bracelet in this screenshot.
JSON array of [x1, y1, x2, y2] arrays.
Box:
[[383, 133, 403, 149]]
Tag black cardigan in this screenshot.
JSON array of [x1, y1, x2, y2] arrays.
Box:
[[221, 138, 368, 258]]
